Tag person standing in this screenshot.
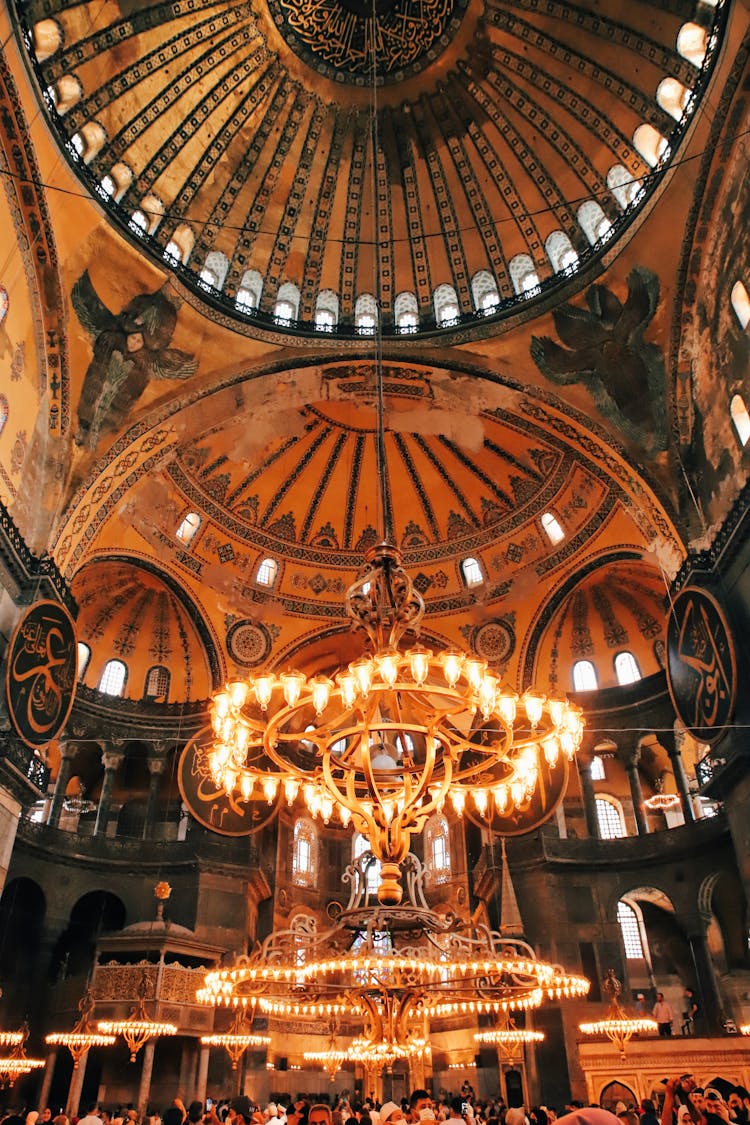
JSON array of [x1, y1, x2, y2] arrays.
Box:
[[653, 991, 674, 1037], [681, 988, 699, 1035]]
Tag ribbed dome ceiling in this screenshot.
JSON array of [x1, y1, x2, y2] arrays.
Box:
[[23, 0, 724, 333]]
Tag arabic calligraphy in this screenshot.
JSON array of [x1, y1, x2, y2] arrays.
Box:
[[274, 0, 461, 80], [5, 601, 77, 747], [667, 587, 736, 743], [177, 727, 280, 837]]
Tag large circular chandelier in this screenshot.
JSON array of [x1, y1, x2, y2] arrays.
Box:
[[198, 852, 589, 1066], [201, 541, 584, 904]]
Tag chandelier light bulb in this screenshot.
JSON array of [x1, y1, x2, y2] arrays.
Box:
[[463, 658, 486, 692], [407, 645, 431, 684], [376, 649, 399, 686], [284, 778, 300, 804], [337, 672, 358, 710], [350, 657, 374, 696], [542, 735, 560, 767], [240, 773, 253, 801], [523, 691, 544, 726], [280, 670, 306, 707], [493, 783, 510, 814], [253, 674, 275, 711], [228, 681, 250, 709], [440, 650, 464, 687], [310, 676, 334, 715]]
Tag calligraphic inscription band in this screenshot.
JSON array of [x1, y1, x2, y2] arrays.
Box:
[[178, 726, 280, 836], [5, 600, 77, 747], [666, 586, 736, 744]]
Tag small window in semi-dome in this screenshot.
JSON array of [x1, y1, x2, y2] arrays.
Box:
[[274, 282, 300, 322], [256, 557, 278, 587], [315, 290, 339, 330], [355, 293, 378, 332], [541, 510, 565, 545], [461, 556, 483, 587], [129, 210, 148, 236], [235, 269, 263, 313], [434, 284, 460, 325], [69, 121, 106, 165], [49, 73, 82, 114], [77, 642, 91, 680], [509, 254, 540, 295], [573, 660, 598, 692], [32, 19, 63, 62], [471, 271, 499, 313], [545, 231, 579, 274], [731, 281, 750, 329], [163, 224, 194, 265], [677, 22, 708, 67], [607, 165, 643, 210], [633, 123, 670, 168], [614, 651, 641, 685], [99, 659, 127, 697], [578, 201, 612, 246], [176, 511, 201, 545], [730, 394, 750, 447], [144, 665, 170, 700], [394, 291, 418, 331], [199, 251, 229, 293]]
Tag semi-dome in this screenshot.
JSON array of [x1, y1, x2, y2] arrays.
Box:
[[21, 0, 724, 335]]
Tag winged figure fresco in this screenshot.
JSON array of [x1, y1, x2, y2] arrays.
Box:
[[72, 271, 197, 447], [530, 266, 667, 451]]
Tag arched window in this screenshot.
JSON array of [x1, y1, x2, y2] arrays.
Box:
[[589, 756, 606, 781], [314, 289, 339, 330], [136, 194, 164, 235], [433, 284, 460, 325], [425, 813, 451, 882], [353, 833, 380, 895], [461, 556, 483, 587], [730, 281, 750, 329], [32, 19, 63, 62], [394, 291, 419, 331], [607, 165, 643, 210], [545, 231, 579, 274], [596, 796, 626, 839], [97, 162, 131, 203], [235, 269, 263, 313], [730, 394, 750, 447], [633, 124, 670, 168], [540, 510, 564, 545], [275, 282, 300, 322], [99, 659, 127, 697], [573, 660, 598, 692], [256, 557, 278, 587], [163, 223, 194, 265], [144, 665, 170, 700], [176, 511, 201, 545], [617, 900, 645, 958], [0, 290, 6, 327], [355, 293, 378, 333], [509, 254, 540, 295], [471, 271, 499, 313], [657, 77, 691, 121], [199, 251, 230, 292], [292, 819, 318, 886], [677, 22, 708, 68], [77, 642, 91, 680], [69, 121, 106, 165], [577, 201, 613, 246], [614, 651, 641, 685], [48, 74, 82, 114], [129, 210, 149, 236]]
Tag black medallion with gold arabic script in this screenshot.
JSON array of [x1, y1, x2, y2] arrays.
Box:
[[666, 587, 736, 744], [178, 727, 281, 837], [5, 600, 77, 748], [269, 0, 466, 84]]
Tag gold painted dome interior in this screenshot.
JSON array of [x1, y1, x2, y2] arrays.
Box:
[[22, 0, 725, 335]]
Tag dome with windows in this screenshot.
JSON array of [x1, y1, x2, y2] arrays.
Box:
[[71, 559, 216, 703], [21, 0, 724, 336], [530, 559, 667, 694]]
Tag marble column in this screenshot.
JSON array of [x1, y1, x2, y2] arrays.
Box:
[[666, 738, 696, 825], [47, 743, 77, 828], [622, 745, 649, 836], [577, 758, 599, 838], [143, 755, 166, 840], [37, 1047, 57, 1112], [66, 1049, 88, 1116], [195, 1045, 210, 1105], [137, 1039, 156, 1119], [94, 747, 124, 836]]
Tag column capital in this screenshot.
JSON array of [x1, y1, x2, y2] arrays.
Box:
[[147, 757, 167, 776], [57, 741, 79, 761], [101, 750, 124, 772]]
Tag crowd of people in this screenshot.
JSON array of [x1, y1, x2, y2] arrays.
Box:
[[3, 1073, 749, 1125]]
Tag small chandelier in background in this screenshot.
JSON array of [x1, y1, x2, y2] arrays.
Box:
[[46, 989, 116, 1067], [643, 776, 680, 812], [97, 970, 177, 1061], [199, 540, 584, 904], [579, 969, 657, 1058], [475, 1011, 545, 1065], [201, 1007, 270, 1070], [0, 1023, 45, 1088]]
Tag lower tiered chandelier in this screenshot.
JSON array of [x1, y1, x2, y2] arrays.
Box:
[[46, 989, 116, 1067], [579, 969, 657, 1058], [198, 853, 589, 1067], [199, 539, 584, 904], [475, 1011, 545, 1065]]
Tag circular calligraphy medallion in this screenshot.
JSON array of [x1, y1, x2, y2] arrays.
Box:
[[5, 600, 77, 748], [666, 586, 736, 744], [473, 619, 515, 665], [226, 620, 271, 667], [178, 726, 281, 836], [267, 0, 467, 85]]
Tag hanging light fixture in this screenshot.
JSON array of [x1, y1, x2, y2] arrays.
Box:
[[579, 969, 657, 1058], [46, 989, 116, 1067], [303, 1019, 349, 1080], [97, 971, 177, 1061], [200, 1008, 270, 1070], [475, 1011, 545, 1065], [0, 1024, 45, 1088]]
